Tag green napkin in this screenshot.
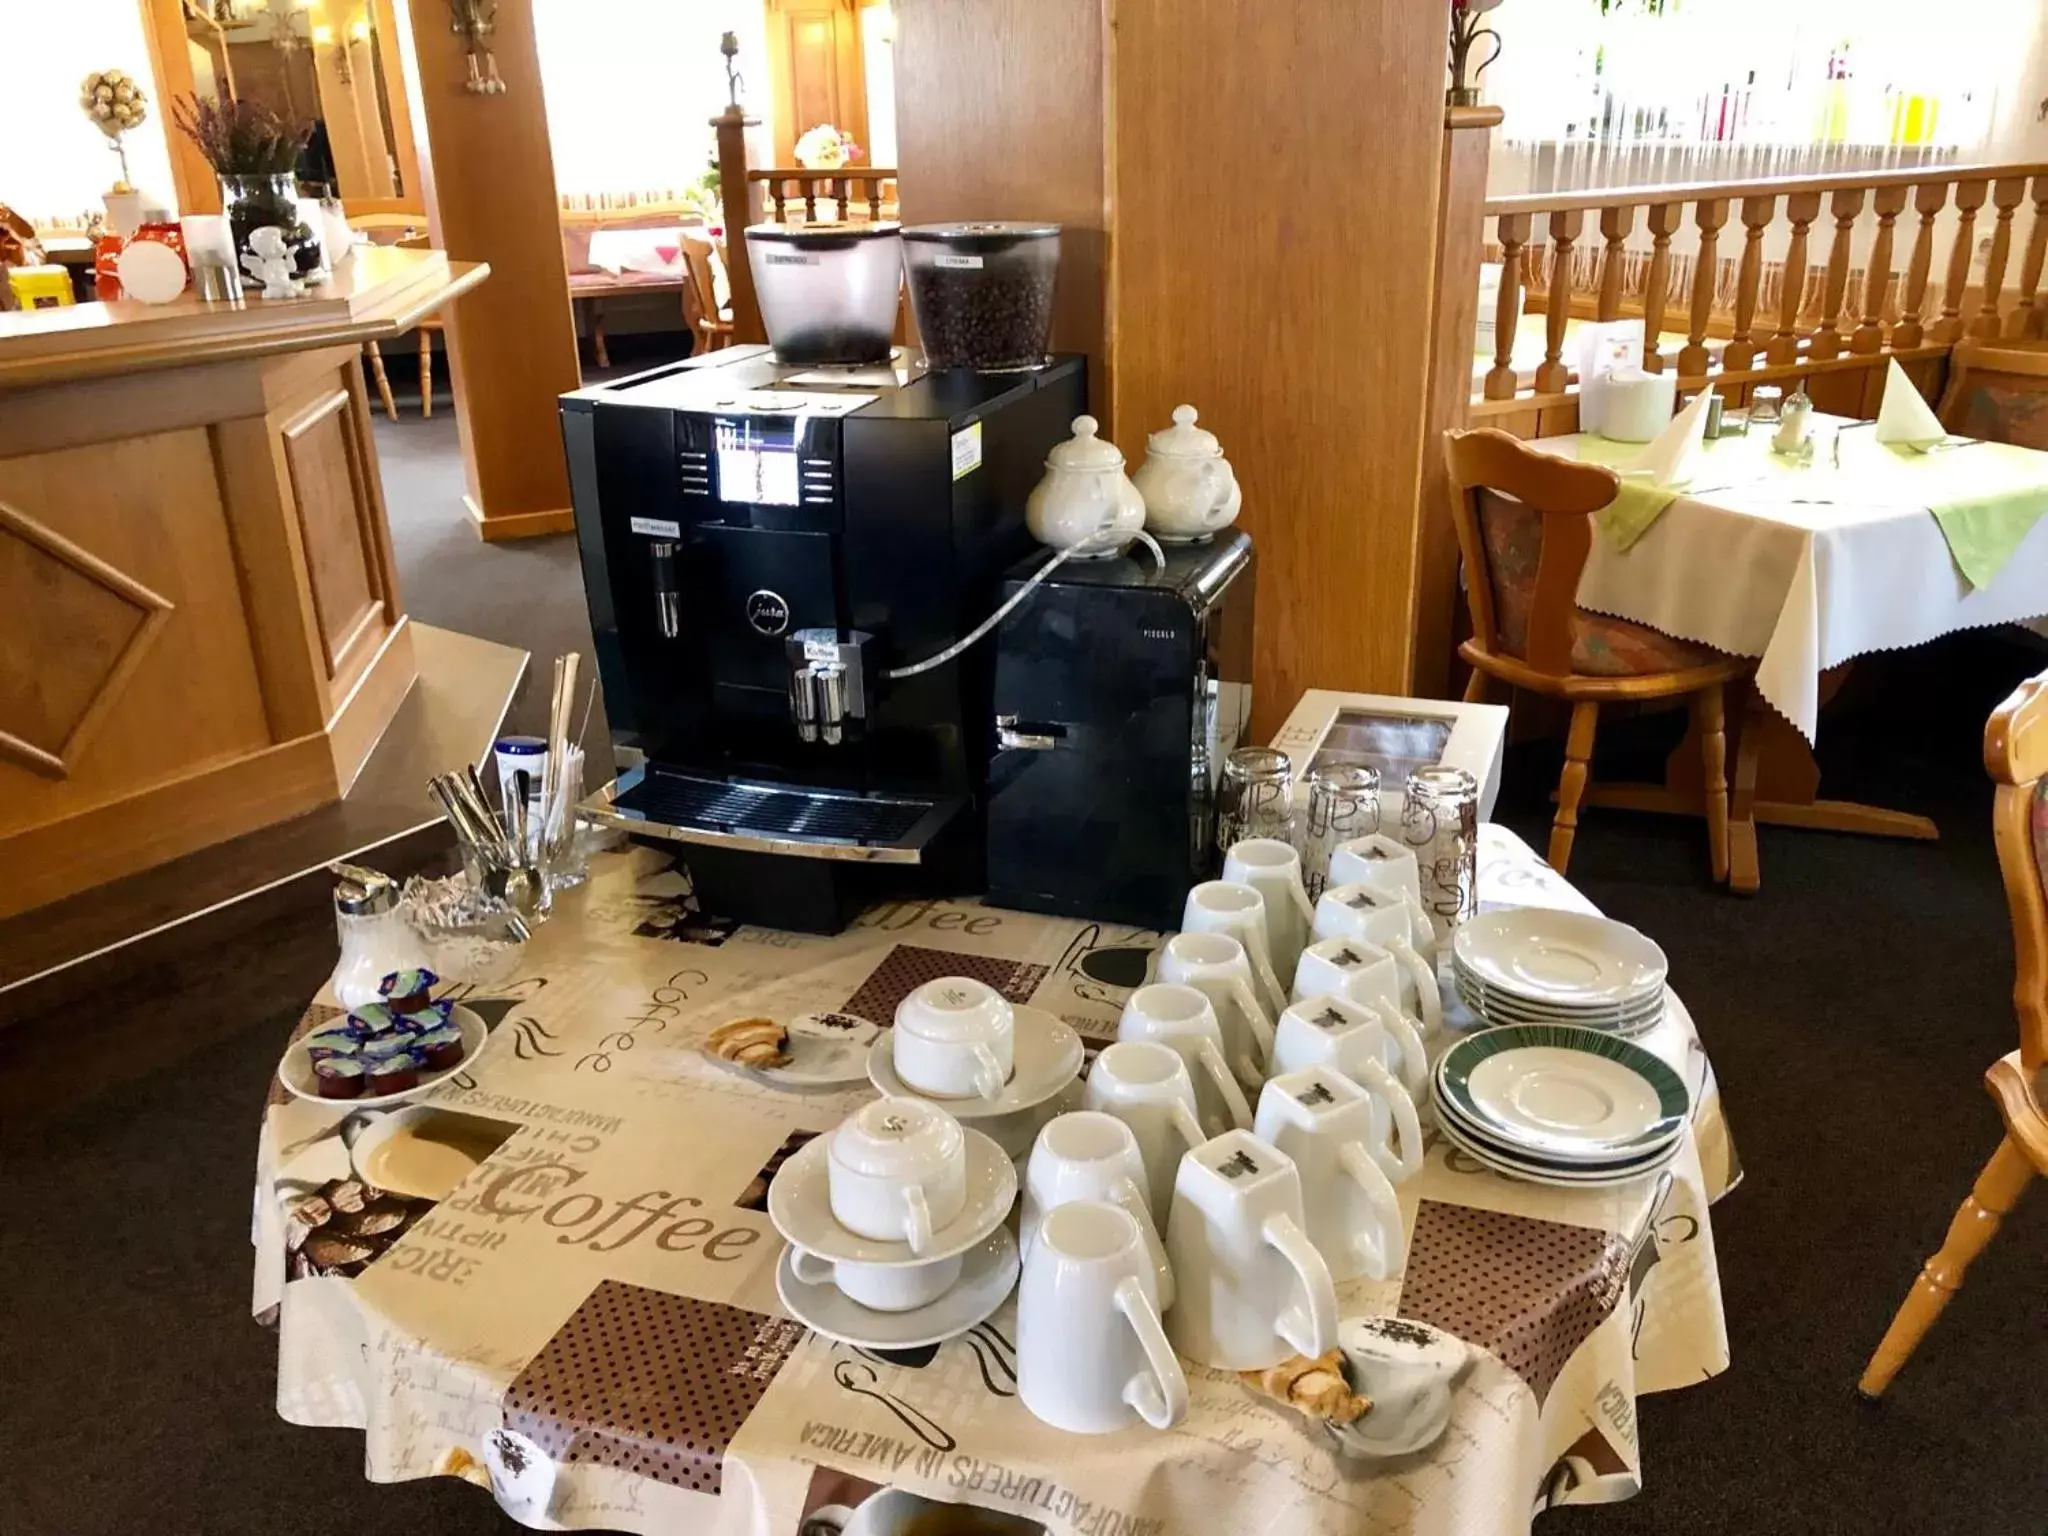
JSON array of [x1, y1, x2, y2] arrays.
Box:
[[1567, 434, 1690, 551], [1879, 443, 2048, 590], [1595, 480, 1685, 552]]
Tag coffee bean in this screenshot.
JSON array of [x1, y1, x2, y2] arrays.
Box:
[[906, 230, 1059, 371]]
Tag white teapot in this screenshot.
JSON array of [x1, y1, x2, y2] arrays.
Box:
[[1132, 404, 1241, 543], [1325, 1315, 1472, 1458], [1025, 415, 1147, 558]]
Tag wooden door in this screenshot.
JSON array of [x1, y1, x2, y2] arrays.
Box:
[[766, 0, 870, 166]]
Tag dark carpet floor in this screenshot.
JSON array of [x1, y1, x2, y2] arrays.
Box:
[[5, 346, 2047, 1532]]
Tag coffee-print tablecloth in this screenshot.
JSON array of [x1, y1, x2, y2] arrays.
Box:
[[253, 824, 1737, 1535]]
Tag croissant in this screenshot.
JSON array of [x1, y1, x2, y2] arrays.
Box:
[[1240, 1350, 1372, 1425], [707, 1016, 792, 1068]]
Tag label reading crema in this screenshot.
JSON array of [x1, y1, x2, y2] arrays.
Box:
[[932, 253, 984, 270]]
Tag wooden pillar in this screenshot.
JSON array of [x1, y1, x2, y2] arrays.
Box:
[[391, 0, 580, 541], [894, 0, 1449, 732], [715, 108, 767, 345], [1412, 104, 1504, 699], [894, 0, 1109, 423]]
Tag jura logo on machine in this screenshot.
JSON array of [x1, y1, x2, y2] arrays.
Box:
[[745, 589, 792, 636]]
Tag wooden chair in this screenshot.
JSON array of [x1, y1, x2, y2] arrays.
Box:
[[1445, 428, 1757, 882], [1858, 666, 2048, 1398], [681, 234, 732, 353], [1937, 339, 2048, 451], [347, 212, 440, 420]]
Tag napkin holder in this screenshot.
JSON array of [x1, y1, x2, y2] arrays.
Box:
[[1598, 370, 1678, 443], [1574, 320, 1647, 436]]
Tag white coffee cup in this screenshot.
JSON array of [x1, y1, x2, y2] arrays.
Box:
[[1181, 881, 1290, 1017], [892, 976, 1016, 1101], [1156, 931, 1273, 1089], [1084, 1041, 1208, 1226], [825, 1098, 969, 1254], [788, 1249, 963, 1312], [1270, 994, 1428, 1160], [1311, 883, 1443, 1034], [1329, 835, 1434, 960], [1222, 838, 1317, 982], [1293, 937, 1431, 1057], [1164, 1129, 1339, 1371], [1117, 983, 1254, 1138], [1021, 1111, 1173, 1309], [1254, 1067, 1408, 1283], [1017, 1199, 1189, 1434]]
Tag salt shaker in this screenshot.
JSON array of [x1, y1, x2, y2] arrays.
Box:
[[328, 862, 432, 1009], [1772, 384, 1813, 456]]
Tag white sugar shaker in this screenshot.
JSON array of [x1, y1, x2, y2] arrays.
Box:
[[328, 863, 432, 1009]]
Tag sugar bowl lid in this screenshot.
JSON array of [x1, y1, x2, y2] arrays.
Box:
[[1045, 414, 1125, 471], [1147, 404, 1222, 458]]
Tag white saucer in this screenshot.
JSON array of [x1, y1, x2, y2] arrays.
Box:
[[1436, 1110, 1679, 1188], [766, 1125, 1018, 1265], [777, 1227, 1019, 1350], [1453, 910, 1666, 1006], [704, 1011, 883, 1090], [276, 1004, 488, 1108], [866, 1004, 1084, 1119]]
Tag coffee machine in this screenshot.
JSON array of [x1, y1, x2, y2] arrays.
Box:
[[562, 344, 1086, 931], [984, 533, 1256, 930]]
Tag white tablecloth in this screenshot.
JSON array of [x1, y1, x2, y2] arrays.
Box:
[[1536, 425, 2048, 738]]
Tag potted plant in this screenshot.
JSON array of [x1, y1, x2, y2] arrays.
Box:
[[172, 93, 323, 290]]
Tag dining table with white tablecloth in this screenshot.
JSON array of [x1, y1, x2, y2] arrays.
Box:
[[251, 824, 1736, 1535], [1532, 418, 2048, 740]]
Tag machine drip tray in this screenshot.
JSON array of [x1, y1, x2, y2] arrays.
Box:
[[593, 769, 958, 865]]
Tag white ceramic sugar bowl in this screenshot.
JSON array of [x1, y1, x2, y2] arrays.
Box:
[[1025, 414, 1147, 557], [1132, 404, 1241, 543]]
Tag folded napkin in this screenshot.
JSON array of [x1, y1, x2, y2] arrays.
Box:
[[1585, 390, 1715, 551], [1874, 358, 1946, 448]]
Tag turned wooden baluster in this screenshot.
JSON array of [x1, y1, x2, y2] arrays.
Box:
[[1765, 191, 1824, 365], [1811, 187, 1866, 360], [1639, 202, 1683, 373], [1533, 209, 1584, 394], [1676, 198, 1728, 377], [1932, 179, 1989, 345], [1894, 182, 1949, 349], [1483, 213, 1531, 399], [767, 179, 789, 223], [2005, 176, 2048, 340], [866, 178, 884, 221], [803, 178, 821, 223], [1972, 176, 2030, 339], [1722, 195, 1775, 371], [1596, 205, 1636, 322], [1852, 185, 1908, 353]]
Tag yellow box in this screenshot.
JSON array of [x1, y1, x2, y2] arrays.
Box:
[[8, 264, 76, 309]]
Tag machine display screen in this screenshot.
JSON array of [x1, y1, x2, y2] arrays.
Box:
[[715, 419, 801, 507]]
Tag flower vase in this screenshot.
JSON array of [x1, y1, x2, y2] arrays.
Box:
[[220, 174, 324, 291]]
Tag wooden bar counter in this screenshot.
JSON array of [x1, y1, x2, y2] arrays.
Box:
[[0, 247, 487, 919]]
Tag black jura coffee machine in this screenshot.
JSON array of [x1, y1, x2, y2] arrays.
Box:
[[563, 344, 1086, 930]]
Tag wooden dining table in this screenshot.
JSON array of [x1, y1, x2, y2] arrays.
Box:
[[1529, 416, 2048, 889]]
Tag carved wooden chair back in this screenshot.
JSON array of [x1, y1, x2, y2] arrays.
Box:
[[1444, 428, 1622, 679]]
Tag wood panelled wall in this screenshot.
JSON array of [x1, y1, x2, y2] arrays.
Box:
[[894, 0, 1109, 423], [897, 0, 1450, 732]]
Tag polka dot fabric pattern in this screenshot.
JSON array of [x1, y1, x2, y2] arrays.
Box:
[[1953, 380, 2048, 453], [1397, 1199, 1633, 1406], [840, 945, 1050, 1026], [503, 1281, 807, 1495]]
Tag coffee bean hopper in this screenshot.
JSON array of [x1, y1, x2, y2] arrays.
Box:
[[903, 222, 1061, 372]]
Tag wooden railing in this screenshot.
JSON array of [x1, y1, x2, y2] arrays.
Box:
[[1474, 162, 2048, 414], [749, 168, 899, 226]]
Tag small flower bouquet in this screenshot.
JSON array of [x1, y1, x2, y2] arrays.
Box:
[[793, 123, 863, 172]]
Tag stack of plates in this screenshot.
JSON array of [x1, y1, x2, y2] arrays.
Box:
[[1452, 909, 1667, 1038], [1431, 1023, 1689, 1187]]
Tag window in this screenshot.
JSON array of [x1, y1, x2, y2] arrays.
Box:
[[1487, 0, 2039, 193], [532, 0, 771, 210]]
